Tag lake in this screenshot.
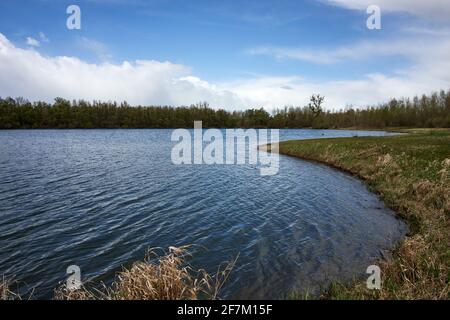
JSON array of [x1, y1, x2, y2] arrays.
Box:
[[0, 129, 407, 299]]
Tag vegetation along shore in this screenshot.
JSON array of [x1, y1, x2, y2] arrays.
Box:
[[1, 246, 236, 300], [273, 129, 449, 299], [1, 90, 449, 129]]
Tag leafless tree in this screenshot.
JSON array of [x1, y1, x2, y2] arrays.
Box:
[[308, 94, 324, 118]]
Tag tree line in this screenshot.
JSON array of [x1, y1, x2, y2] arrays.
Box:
[[1, 90, 449, 129]]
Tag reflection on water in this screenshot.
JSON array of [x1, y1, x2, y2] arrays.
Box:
[[0, 129, 407, 299]]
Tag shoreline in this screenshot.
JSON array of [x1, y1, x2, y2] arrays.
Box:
[[266, 129, 449, 299], [259, 141, 408, 297]]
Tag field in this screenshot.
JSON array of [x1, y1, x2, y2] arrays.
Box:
[[278, 129, 450, 299]]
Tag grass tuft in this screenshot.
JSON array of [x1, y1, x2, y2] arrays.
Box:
[[0, 277, 21, 300], [54, 246, 237, 300]]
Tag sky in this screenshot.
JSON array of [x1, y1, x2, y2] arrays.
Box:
[[0, 0, 450, 110]]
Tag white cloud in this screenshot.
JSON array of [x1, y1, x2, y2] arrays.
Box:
[[77, 36, 112, 61], [323, 0, 450, 20], [39, 32, 50, 43], [25, 32, 49, 48], [223, 72, 449, 110], [26, 37, 40, 47], [243, 34, 450, 108], [0, 33, 246, 109], [248, 46, 338, 64], [248, 36, 450, 65], [1, 33, 449, 111], [401, 26, 450, 37]]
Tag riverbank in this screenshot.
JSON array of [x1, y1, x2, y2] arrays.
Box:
[[276, 128, 449, 299]]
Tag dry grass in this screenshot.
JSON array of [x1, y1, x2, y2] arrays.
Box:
[[55, 246, 237, 300], [0, 277, 21, 300], [279, 130, 450, 300]]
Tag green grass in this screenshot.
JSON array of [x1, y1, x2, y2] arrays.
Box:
[[278, 129, 450, 299]]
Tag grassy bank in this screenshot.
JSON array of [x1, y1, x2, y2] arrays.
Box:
[[277, 129, 449, 299]]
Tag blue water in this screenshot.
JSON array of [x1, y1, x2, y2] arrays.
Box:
[[0, 129, 407, 299]]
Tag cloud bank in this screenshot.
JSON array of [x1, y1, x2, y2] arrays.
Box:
[[0, 33, 246, 109], [1, 33, 449, 111], [245, 33, 450, 108]]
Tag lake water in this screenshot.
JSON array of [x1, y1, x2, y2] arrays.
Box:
[[0, 129, 407, 299]]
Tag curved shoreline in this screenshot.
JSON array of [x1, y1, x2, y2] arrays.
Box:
[[262, 145, 367, 182], [259, 142, 408, 298], [263, 130, 449, 299]]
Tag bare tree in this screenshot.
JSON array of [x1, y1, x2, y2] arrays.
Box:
[[308, 94, 324, 118]]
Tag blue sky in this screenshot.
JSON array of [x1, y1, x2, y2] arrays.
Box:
[[1, 0, 450, 110]]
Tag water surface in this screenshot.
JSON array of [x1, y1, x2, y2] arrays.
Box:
[[0, 129, 407, 299]]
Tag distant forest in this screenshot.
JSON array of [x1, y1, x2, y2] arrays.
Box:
[[1, 89, 449, 129]]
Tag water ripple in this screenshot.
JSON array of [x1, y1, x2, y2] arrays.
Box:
[[0, 129, 406, 299]]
